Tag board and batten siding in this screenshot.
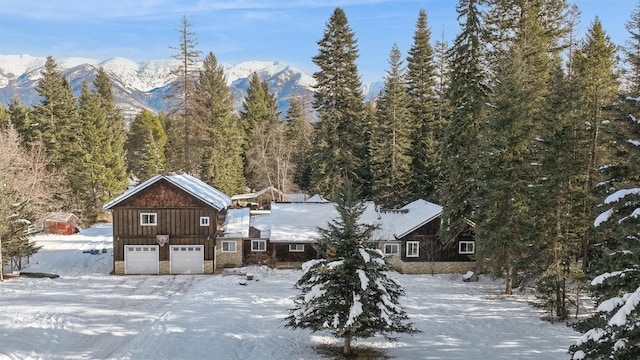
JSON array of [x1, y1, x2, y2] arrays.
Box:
[[112, 208, 219, 263]]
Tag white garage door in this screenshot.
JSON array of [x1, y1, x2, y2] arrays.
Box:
[[170, 245, 204, 274], [125, 245, 159, 275]]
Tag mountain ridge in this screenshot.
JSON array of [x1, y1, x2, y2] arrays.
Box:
[[0, 54, 382, 119]]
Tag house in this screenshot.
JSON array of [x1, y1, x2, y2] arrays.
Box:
[[240, 199, 476, 273], [372, 200, 476, 274], [230, 186, 286, 210], [103, 172, 232, 275], [43, 212, 79, 235], [242, 202, 338, 266], [218, 207, 250, 269]]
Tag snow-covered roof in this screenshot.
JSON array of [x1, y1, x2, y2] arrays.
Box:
[[250, 199, 442, 243], [222, 208, 251, 238], [103, 173, 232, 211], [230, 186, 284, 201], [263, 202, 339, 243], [44, 212, 79, 223], [374, 199, 443, 240]]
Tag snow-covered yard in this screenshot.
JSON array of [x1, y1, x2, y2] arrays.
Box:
[[0, 224, 579, 359]]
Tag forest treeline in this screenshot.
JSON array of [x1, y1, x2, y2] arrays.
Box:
[[1, 1, 640, 357]]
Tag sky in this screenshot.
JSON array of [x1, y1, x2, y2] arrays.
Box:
[[0, 0, 636, 84]]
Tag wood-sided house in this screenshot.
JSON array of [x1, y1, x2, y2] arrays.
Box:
[[240, 199, 476, 273], [373, 199, 476, 273], [103, 173, 232, 275]]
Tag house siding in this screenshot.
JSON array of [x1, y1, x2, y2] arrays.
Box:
[[110, 178, 224, 275], [399, 219, 473, 263]]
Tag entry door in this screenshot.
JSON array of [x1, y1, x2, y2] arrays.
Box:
[[125, 245, 159, 274], [170, 245, 204, 274]]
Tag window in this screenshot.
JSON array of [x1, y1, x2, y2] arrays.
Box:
[[140, 213, 157, 226], [251, 239, 267, 252], [222, 241, 237, 252], [383, 243, 400, 256], [289, 244, 304, 252], [459, 240, 476, 255], [406, 241, 419, 257], [200, 216, 210, 226]]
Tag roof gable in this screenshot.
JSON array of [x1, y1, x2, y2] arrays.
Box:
[[103, 173, 231, 211]]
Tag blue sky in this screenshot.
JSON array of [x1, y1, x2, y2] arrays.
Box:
[[0, 0, 635, 83]]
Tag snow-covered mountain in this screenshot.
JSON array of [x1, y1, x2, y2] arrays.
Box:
[[0, 55, 382, 119]]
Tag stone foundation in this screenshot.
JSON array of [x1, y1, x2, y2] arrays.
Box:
[[159, 261, 170, 275], [114, 261, 125, 275], [204, 260, 214, 274]]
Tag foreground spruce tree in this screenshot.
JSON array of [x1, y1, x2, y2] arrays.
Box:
[[284, 183, 418, 356]]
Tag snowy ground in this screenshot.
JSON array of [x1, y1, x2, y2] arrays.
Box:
[[0, 224, 580, 359]]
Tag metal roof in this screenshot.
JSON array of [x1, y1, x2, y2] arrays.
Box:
[[103, 173, 232, 211]]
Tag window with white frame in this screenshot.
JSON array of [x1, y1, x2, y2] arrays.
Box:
[[459, 240, 476, 255], [289, 244, 304, 252], [251, 239, 267, 252], [200, 216, 210, 227], [383, 243, 400, 256], [140, 213, 157, 226], [221, 240, 237, 252], [406, 241, 419, 257]]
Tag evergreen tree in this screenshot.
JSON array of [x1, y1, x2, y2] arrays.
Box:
[[406, 9, 440, 202], [572, 18, 619, 270], [625, 1, 640, 94], [439, 0, 488, 244], [528, 62, 584, 319], [284, 182, 418, 356], [7, 96, 34, 147], [371, 44, 414, 208], [309, 8, 369, 199], [0, 104, 7, 128], [33, 56, 78, 170], [73, 81, 125, 222], [569, 12, 640, 359], [162, 112, 185, 172], [167, 16, 202, 174], [475, 44, 537, 295], [241, 72, 284, 190], [193, 52, 246, 195], [433, 31, 451, 131], [285, 97, 314, 192], [125, 108, 167, 181], [92, 67, 128, 201]]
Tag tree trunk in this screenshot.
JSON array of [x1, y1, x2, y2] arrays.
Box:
[[505, 265, 513, 295], [343, 335, 352, 356]]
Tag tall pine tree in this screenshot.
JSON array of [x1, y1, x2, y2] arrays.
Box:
[[309, 8, 369, 199], [569, 11, 639, 359], [193, 52, 247, 195], [125, 108, 167, 181], [439, 0, 488, 244], [166, 16, 202, 174], [285, 97, 314, 192], [371, 44, 414, 208], [406, 9, 441, 202], [241, 72, 284, 190]]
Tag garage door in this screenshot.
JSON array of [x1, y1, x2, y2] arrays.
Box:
[[125, 245, 159, 274], [170, 245, 204, 274]]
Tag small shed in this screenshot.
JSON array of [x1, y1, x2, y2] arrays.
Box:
[[44, 212, 79, 235]]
